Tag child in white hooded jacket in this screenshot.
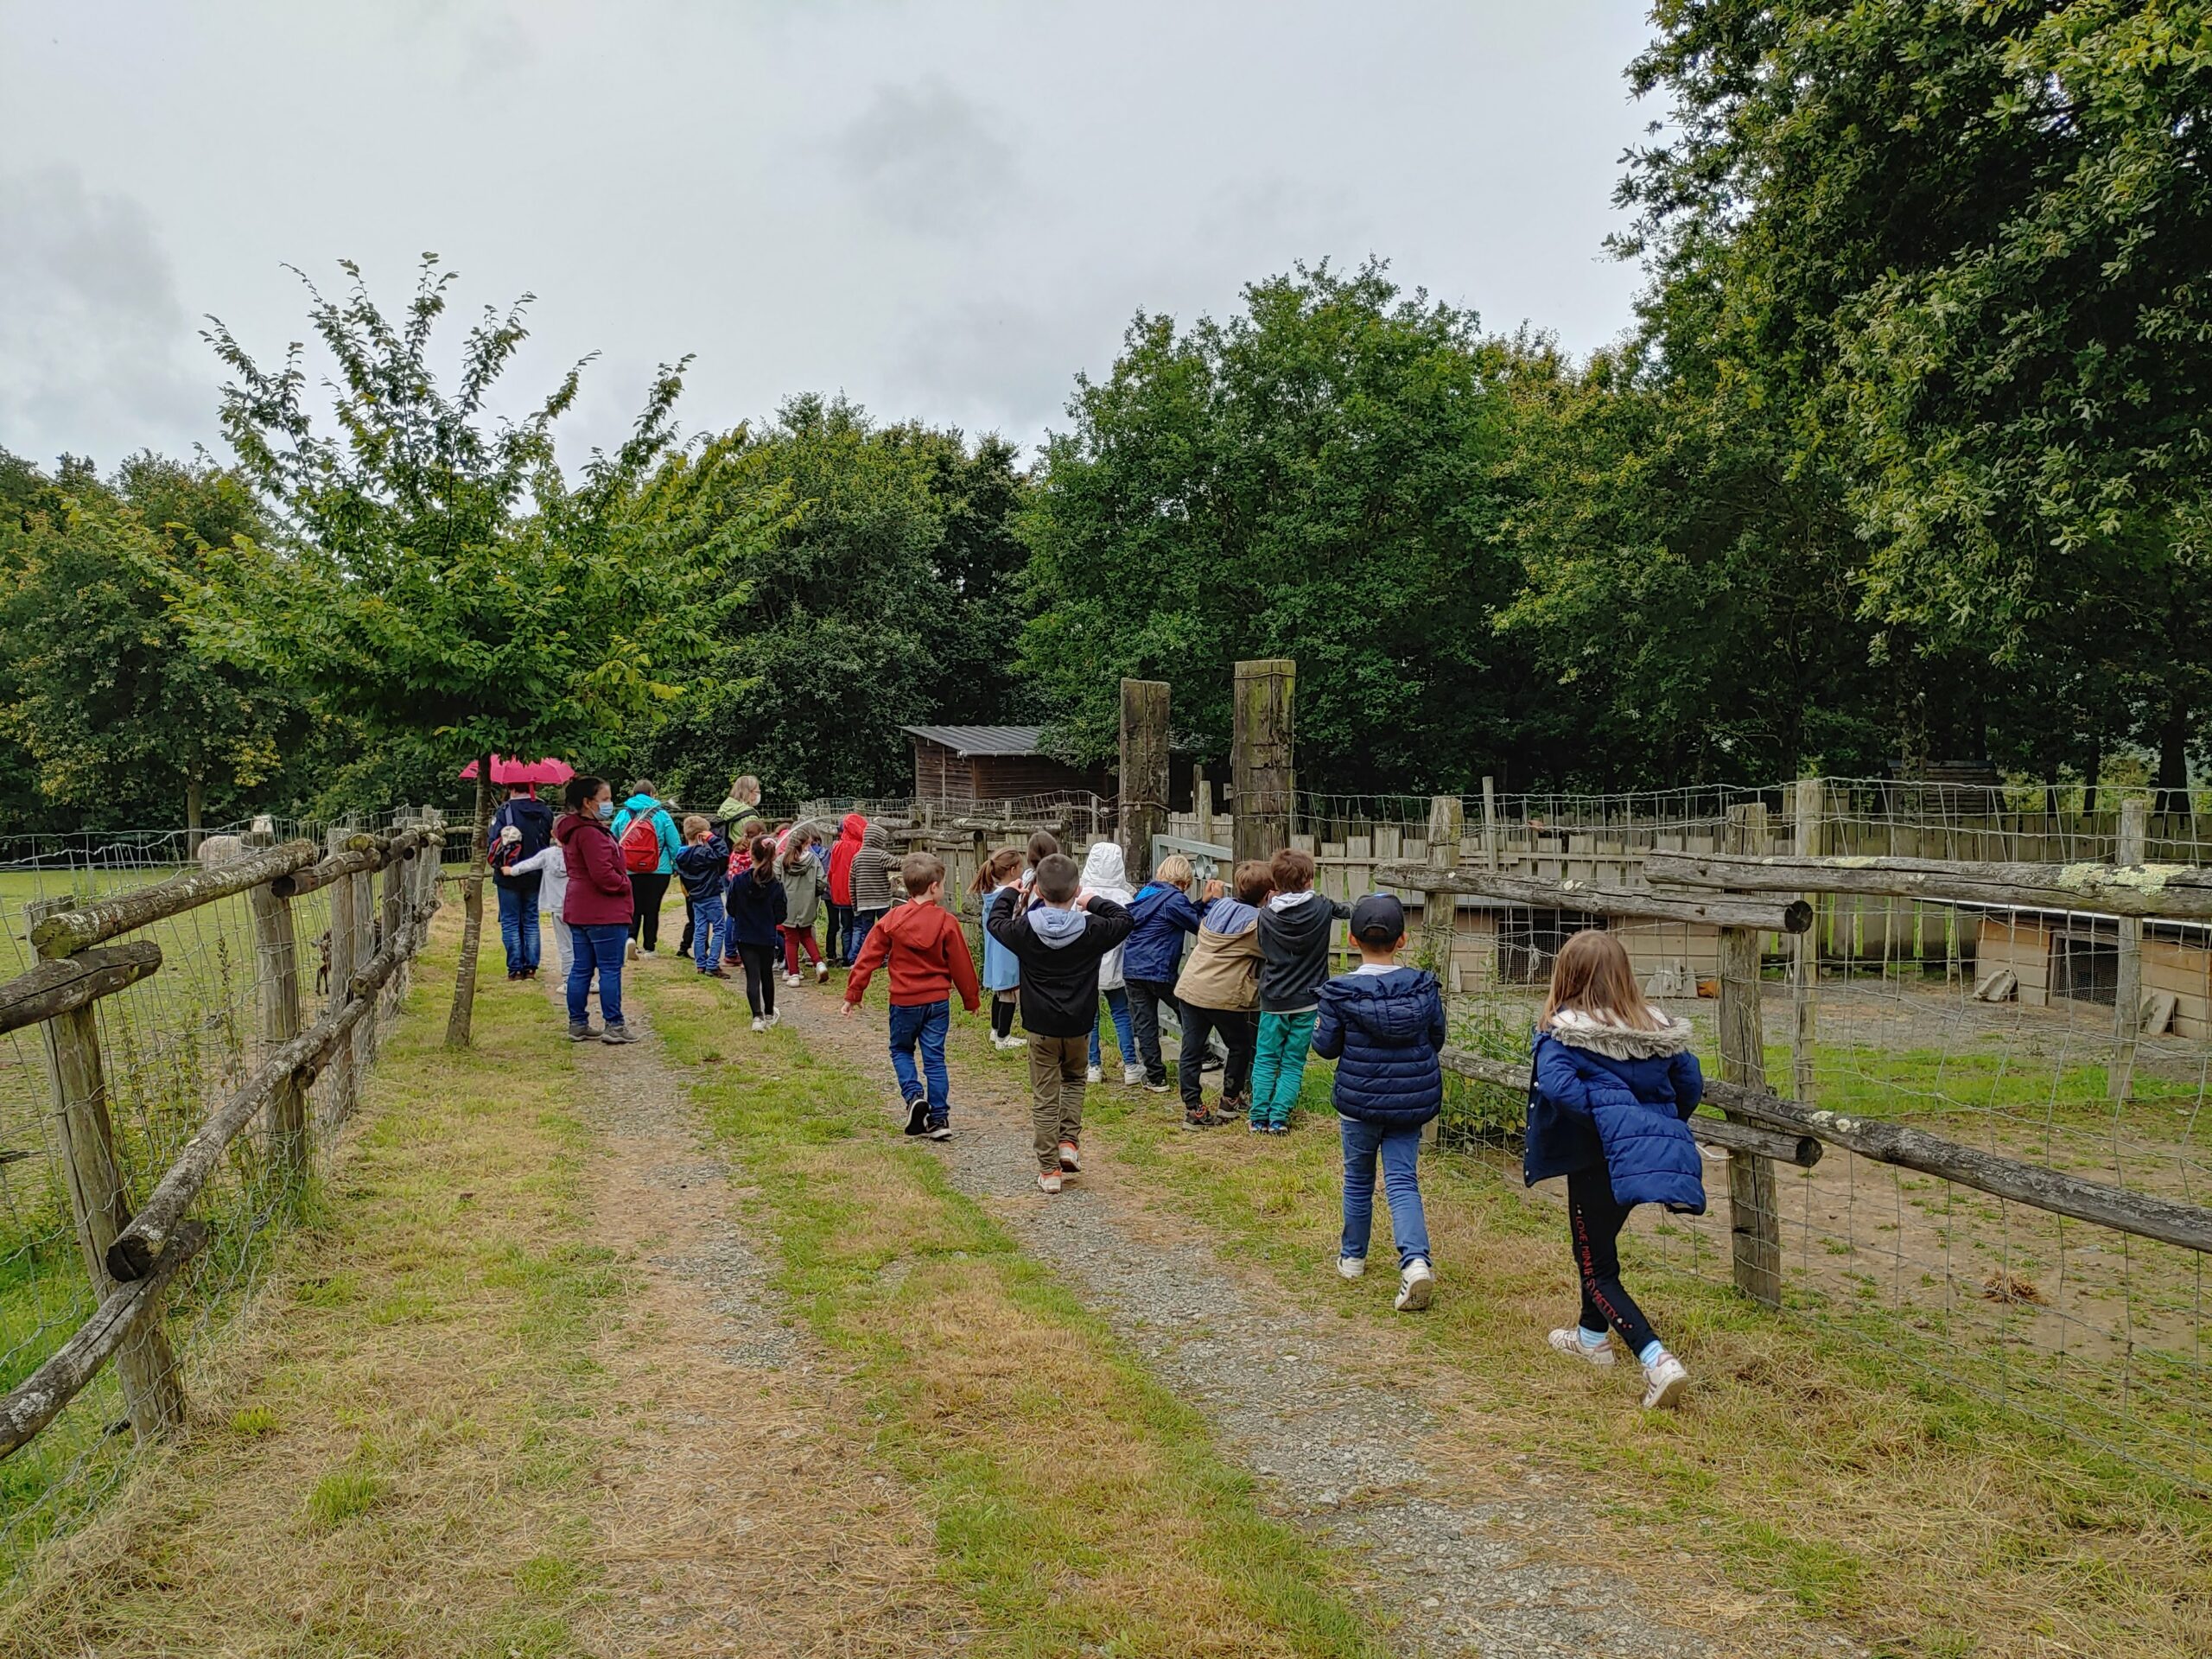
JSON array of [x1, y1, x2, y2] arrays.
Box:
[[1079, 842, 1141, 1084], [507, 837, 573, 979]]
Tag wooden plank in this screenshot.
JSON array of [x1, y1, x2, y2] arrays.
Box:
[[0, 1222, 207, 1460], [1118, 677, 1171, 883], [29, 840, 320, 957], [1645, 849, 2212, 919], [1372, 861, 1810, 933], [1791, 779, 1820, 1106], [0, 943, 162, 1039], [1231, 658, 1294, 866]]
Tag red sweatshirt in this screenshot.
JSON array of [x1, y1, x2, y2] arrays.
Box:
[[556, 811, 634, 927], [843, 899, 982, 1010]]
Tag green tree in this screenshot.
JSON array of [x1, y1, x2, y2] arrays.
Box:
[[1019, 260, 1531, 791], [0, 450, 294, 839], [194, 257, 701, 1042]]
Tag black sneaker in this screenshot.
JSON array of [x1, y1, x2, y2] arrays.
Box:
[[926, 1123, 953, 1141], [904, 1096, 929, 1136], [1182, 1110, 1225, 1130], [568, 1020, 596, 1042], [600, 1022, 639, 1046]]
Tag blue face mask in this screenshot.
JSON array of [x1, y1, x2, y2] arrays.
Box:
[[595, 799, 614, 821]]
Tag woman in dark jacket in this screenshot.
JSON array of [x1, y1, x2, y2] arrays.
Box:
[[1526, 929, 1702, 1410], [724, 836, 788, 1029], [555, 776, 636, 1045]]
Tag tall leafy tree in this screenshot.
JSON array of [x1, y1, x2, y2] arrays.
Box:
[[1019, 260, 1531, 791], [191, 257, 700, 1042]]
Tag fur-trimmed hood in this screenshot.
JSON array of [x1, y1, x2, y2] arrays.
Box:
[[1544, 1008, 1694, 1062]]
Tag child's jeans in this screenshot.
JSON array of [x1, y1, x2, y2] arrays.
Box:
[[1087, 986, 1135, 1071], [887, 999, 951, 1128], [567, 923, 628, 1027], [779, 924, 822, 975], [495, 876, 542, 974], [1124, 976, 1177, 1086], [824, 901, 855, 964], [1250, 1009, 1319, 1127], [849, 907, 885, 965], [1339, 1116, 1431, 1268], [689, 898, 728, 972]]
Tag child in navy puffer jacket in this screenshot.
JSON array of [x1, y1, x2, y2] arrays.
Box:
[[1312, 893, 1446, 1313], [1527, 929, 1704, 1410]]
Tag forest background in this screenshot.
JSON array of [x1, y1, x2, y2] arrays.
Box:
[[4, 2, 2208, 833]]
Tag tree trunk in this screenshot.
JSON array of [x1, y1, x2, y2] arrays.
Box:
[[443, 753, 497, 1049], [2082, 734, 2103, 815], [2156, 696, 2191, 819], [184, 775, 205, 861]]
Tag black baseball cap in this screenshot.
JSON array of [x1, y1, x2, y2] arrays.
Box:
[[1349, 893, 1405, 944]]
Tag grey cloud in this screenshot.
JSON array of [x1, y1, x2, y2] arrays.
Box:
[[0, 167, 207, 466], [830, 78, 1019, 237]]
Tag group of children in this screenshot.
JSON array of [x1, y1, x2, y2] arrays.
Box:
[[518, 779, 1704, 1411]]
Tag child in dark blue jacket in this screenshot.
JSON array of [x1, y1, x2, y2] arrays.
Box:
[[1121, 855, 1217, 1093], [1312, 894, 1446, 1313], [671, 815, 732, 979], [724, 836, 788, 1029], [1527, 929, 1704, 1410]]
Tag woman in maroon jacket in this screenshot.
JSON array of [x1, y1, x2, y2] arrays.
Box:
[[556, 775, 638, 1044]]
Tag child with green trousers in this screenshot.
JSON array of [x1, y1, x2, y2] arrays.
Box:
[[1251, 847, 1351, 1133], [1312, 894, 1444, 1312]]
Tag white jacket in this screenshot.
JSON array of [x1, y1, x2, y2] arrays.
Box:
[[1078, 842, 1136, 990], [508, 842, 568, 918]]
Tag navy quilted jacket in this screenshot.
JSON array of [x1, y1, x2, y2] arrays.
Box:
[[1525, 1016, 1706, 1212], [1122, 882, 1205, 983], [1311, 967, 1446, 1128]]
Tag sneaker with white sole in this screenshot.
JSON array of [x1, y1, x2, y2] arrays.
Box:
[[1143, 1078, 1170, 1094], [1123, 1064, 1145, 1087], [926, 1123, 953, 1141], [1641, 1351, 1690, 1410], [749, 1015, 766, 1033], [1085, 1064, 1103, 1084], [1547, 1327, 1617, 1369], [903, 1096, 928, 1137], [766, 1009, 781, 1029], [1394, 1258, 1435, 1312], [1058, 1140, 1080, 1173], [815, 962, 829, 983], [784, 972, 800, 988], [1338, 1255, 1367, 1281], [1038, 1168, 1062, 1194]]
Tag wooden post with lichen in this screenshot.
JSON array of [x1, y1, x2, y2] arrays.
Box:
[[1719, 802, 1782, 1308], [1230, 659, 1294, 868], [1120, 678, 1171, 884], [242, 830, 308, 1174], [1420, 794, 1463, 978], [26, 897, 188, 1441], [2111, 796, 2147, 1103], [1790, 779, 1819, 1106]]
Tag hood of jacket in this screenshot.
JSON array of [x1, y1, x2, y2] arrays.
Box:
[[1201, 897, 1259, 937], [1319, 966, 1440, 1042], [1546, 1009, 1694, 1062], [554, 810, 607, 848], [1079, 842, 1128, 893], [827, 813, 868, 901], [621, 791, 663, 816], [861, 823, 891, 850], [1029, 903, 1090, 948], [1261, 890, 1334, 951]]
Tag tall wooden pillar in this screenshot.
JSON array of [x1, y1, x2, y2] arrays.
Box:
[[1119, 678, 1171, 883], [1231, 659, 1294, 868], [1720, 802, 1782, 1307]]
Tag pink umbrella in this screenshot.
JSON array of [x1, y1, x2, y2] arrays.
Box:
[[459, 754, 576, 785]]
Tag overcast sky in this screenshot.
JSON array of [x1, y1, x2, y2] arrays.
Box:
[[1, 1, 1661, 474]]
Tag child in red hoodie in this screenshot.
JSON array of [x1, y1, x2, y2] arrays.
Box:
[[842, 852, 982, 1139]]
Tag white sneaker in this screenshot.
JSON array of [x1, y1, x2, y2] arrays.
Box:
[[1337, 1255, 1366, 1281], [766, 1009, 781, 1029], [815, 962, 829, 983], [1038, 1168, 1062, 1195], [1058, 1141, 1080, 1173], [1086, 1065, 1103, 1084], [1641, 1351, 1690, 1410], [640, 946, 656, 957], [1394, 1258, 1435, 1313], [750, 1016, 765, 1033], [784, 972, 800, 988], [1547, 1327, 1616, 1369], [1122, 1064, 1144, 1087]]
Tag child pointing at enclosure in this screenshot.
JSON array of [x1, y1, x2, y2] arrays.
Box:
[[1525, 928, 1703, 1409], [842, 852, 981, 1141]]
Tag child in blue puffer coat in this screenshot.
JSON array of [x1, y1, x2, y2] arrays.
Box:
[[1527, 929, 1704, 1410], [1312, 893, 1446, 1313]]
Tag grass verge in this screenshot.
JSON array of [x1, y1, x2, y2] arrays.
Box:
[[1027, 1014, 2212, 1659], [0, 920, 623, 1658], [637, 969, 1390, 1659]]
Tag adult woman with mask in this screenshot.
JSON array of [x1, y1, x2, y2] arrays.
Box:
[[555, 774, 639, 1044]]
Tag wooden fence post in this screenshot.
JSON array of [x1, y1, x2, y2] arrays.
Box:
[[1120, 677, 1171, 883], [242, 831, 308, 1175], [1231, 658, 1294, 867], [324, 826, 359, 1125], [26, 898, 188, 1440], [1481, 776, 1499, 870], [1791, 779, 1820, 1106], [2111, 796, 2147, 1103], [381, 815, 409, 1024], [348, 824, 376, 1075], [1719, 803, 1782, 1307], [1420, 794, 1463, 978], [1195, 768, 1215, 846]]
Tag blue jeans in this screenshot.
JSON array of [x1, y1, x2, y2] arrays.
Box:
[[849, 907, 882, 965], [887, 1000, 950, 1128], [1339, 1116, 1431, 1268], [690, 897, 728, 971], [496, 876, 541, 973], [567, 923, 627, 1027], [1087, 986, 1135, 1070]]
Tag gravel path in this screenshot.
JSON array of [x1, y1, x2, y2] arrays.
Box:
[[768, 982, 1858, 1659]]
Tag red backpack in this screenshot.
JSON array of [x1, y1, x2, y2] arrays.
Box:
[[620, 807, 663, 873]]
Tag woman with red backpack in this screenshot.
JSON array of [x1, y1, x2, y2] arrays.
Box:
[[612, 780, 681, 958]]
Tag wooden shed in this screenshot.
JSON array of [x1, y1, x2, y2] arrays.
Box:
[[1976, 912, 2212, 1038], [904, 726, 1109, 808]]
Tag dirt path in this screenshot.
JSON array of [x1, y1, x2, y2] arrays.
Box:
[[766, 982, 1858, 1659], [551, 982, 979, 1656]]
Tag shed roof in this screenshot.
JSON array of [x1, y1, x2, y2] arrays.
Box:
[[902, 725, 1049, 759]]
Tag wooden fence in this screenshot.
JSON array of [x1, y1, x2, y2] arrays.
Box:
[[0, 813, 444, 1461]]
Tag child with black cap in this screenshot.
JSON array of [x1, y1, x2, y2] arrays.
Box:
[[1312, 893, 1446, 1312]]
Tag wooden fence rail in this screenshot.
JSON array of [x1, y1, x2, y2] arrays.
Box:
[[0, 813, 442, 1466]]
